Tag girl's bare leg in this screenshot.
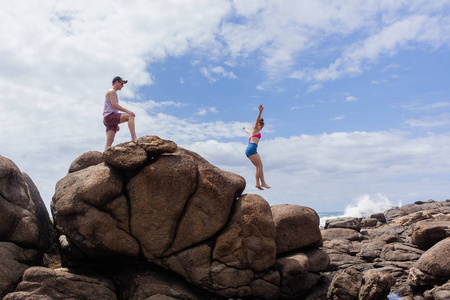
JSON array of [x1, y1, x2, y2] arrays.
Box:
[[249, 153, 270, 189]]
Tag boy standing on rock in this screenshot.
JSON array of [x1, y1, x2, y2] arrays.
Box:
[[103, 76, 137, 151]]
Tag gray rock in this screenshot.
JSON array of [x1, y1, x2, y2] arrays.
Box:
[[357, 240, 385, 261], [0, 243, 41, 298], [424, 279, 450, 300], [325, 217, 362, 231], [321, 228, 368, 242], [4, 267, 117, 300], [370, 212, 386, 223], [411, 220, 450, 250], [361, 218, 380, 228], [136, 135, 177, 153], [358, 269, 395, 300], [365, 224, 405, 240], [327, 267, 362, 300], [381, 243, 424, 262]]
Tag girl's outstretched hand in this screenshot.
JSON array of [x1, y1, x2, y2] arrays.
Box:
[[258, 104, 264, 112]]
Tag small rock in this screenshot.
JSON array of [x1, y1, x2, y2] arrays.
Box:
[[103, 142, 148, 170], [136, 135, 177, 154], [69, 151, 103, 173]]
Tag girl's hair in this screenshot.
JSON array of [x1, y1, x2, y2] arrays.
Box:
[[259, 118, 264, 124]]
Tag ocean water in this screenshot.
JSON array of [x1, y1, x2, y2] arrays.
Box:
[[318, 194, 403, 300]]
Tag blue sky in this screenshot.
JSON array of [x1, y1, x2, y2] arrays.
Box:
[[1, 0, 450, 213]]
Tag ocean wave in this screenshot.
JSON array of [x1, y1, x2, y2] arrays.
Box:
[[319, 194, 399, 227]]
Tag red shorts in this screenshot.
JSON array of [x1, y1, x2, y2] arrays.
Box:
[[103, 113, 121, 132]]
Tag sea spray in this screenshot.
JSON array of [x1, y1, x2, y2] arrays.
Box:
[[319, 194, 397, 227]]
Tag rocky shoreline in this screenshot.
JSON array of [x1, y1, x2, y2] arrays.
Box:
[[1, 136, 449, 299], [322, 200, 450, 299]]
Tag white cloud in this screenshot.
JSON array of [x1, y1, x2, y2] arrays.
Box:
[[331, 116, 345, 121], [306, 83, 323, 93], [297, 15, 438, 82], [133, 100, 187, 111], [200, 66, 237, 82], [371, 79, 388, 85], [402, 101, 450, 111], [196, 107, 219, 116], [288, 8, 450, 83], [404, 114, 450, 128], [346, 96, 357, 102], [383, 63, 400, 72]]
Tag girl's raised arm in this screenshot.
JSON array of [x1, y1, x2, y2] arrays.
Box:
[[253, 105, 264, 129]]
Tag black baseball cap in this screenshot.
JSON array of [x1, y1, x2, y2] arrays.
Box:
[[112, 76, 128, 84]]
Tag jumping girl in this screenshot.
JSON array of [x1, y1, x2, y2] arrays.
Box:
[[243, 104, 271, 190]]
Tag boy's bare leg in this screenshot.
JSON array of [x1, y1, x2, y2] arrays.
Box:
[[105, 130, 116, 151], [120, 113, 138, 142]]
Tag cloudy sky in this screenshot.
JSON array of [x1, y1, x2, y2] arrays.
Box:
[[1, 0, 450, 214]]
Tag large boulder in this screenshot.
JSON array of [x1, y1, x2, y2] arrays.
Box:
[[271, 204, 322, 254], [154, 194, 279, 299], [0, 155, 54, 297], [213, 194, 276, 272], [52, 162, 140, 258], [52, 142, 246, 262], [411, 220, 450, 250], [408, 237, 450, 286], [4, 267, 117, 300], [0, 156, 53, 251], [127, 147, 246, 259]]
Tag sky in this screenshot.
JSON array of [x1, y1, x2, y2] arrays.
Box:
[[1, 0, 450, 214]]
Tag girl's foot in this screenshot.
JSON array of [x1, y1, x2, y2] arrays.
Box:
[[255, 185, 264, 190], [262, 184, 271, 189]]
